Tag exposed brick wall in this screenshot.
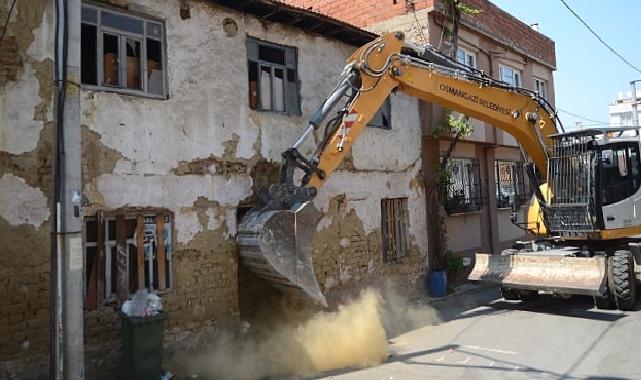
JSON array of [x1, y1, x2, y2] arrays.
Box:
[[278, 0, 555, 68], [278, 0, 434, 27], [457, 0, 555, 68]]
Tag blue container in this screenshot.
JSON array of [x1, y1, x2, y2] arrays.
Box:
[[428, 269, 448, 298]]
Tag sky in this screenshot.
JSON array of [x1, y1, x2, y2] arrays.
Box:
[[491, 0, 641, 130]]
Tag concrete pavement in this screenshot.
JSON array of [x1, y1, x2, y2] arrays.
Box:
[[313, 288, 641, 380]]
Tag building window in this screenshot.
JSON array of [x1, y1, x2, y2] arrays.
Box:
[[368, 97, 392, 129], [455, 47, 476, 68], [80, 5, 166, 97], [84, 212, 173, 309], [499, 65, 521, 87], [445, 157, 482, 213], [534, 77, 547, 99], [495, 160, 528, 208], [381, 198, 408, 263], [247, 37, 300, 115]]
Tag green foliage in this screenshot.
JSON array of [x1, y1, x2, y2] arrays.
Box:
[[432, 111, 474, 140], [456, 1, 482, 15], [443, 0, 482, 15], [445, 250, 463, 280]]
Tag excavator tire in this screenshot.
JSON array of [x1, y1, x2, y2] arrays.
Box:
[[612, 250, 637, 311], [500, 287, 520, 301], [594, 256, 616, 310]]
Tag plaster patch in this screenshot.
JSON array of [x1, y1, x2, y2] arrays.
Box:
[[205, 207, 222, 231], [0, 65, 44, 154], [224, 208, 237, 237], [26, 1, 54, 61], [0, 174, 50, 227], [175, 209, 202, 244], [96, 174, 252, 211]]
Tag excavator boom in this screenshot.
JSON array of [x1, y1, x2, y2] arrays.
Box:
[[237, 32, 602, 305]]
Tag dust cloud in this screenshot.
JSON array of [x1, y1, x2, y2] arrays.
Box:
[[175, 285, 439, 379]]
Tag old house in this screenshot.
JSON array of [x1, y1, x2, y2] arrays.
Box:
[[282, 0, 557, 276], [1, 0, 429, 377]]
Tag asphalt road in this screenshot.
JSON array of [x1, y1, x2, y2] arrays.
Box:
[[314, 288, 641, 380]]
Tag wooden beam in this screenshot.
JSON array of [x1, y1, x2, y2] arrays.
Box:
[[97, 211, 105, 305], [116, 215, 128, 304], [156, 213, 167, 290], [136, 214, 145, 290]]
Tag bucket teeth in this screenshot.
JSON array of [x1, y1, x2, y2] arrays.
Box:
[[237, 201, 327, 307]]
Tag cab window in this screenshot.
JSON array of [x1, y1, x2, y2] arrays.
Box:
[[600, 143, 641, 205]]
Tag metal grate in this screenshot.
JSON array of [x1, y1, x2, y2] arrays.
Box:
[[445, 158, 483, 214], [547, 135, 597, 233], [381, 198, 408, 263], [495, 160, 529, 208]]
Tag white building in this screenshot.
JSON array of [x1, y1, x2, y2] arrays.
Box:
[[609, 90, 641, 126]]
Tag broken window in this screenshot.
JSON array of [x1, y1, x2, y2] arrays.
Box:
[[247, 37, 300, 115], [84, 212, 173, 309], [445, 158, 483, 214], [81, 5, 166, 97], [495, 160, 528, 208], [368, 97, 392, 129], [381, 198, 408, 263], [499, 65, 521, 87]]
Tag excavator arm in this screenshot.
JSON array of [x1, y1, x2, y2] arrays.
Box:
[[237, 32, 560, 306]]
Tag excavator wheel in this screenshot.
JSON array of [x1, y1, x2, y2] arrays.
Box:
[[500, 287, 520, 301], [612, 250, 637, 311], [594, 256, 616, 310]]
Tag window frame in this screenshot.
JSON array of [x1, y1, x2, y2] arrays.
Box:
[[83, 211, 174, 309], [445, 157, 483, 214], [81, 3, 168, 99], [499, 64, 521, 87], [534, 77, 547, 99], [494, 160, 529, 209], [381, 197, 409, 263], [455, 47, 477, 68], [246, 36, 301, 115]]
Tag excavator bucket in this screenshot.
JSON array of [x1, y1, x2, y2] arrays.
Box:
[[237, 201, 327, 307], [468, 253, 607, 296]]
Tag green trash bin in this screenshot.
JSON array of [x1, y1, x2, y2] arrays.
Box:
[[119, 311, 166, 380]]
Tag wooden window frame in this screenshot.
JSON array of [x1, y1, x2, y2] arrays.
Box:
[[81, 3, 168, 99], [381, 197, 409, 263], [84, 211, 173, 309], [246, 36, 300, 115]]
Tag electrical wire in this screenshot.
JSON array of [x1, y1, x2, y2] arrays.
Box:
[[559, 0, 641, 76], [556, 107, 609, 125], [0, 0, 17, 46]]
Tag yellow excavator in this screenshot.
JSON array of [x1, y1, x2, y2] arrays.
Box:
[[237, 32, 641, 310]]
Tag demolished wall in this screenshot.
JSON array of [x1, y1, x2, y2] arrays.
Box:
[[0, 0, 428, 377]]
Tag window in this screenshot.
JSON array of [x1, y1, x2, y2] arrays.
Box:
[[247, 37, 300, 115], [600, 144, 641, 205], [499, 65, 521, 87], [445, 158, 483, 213], [381, 198, 408, 263], [455, 47, 477, 68], [534, 77, 547, 99], [84, 212, 173, 309], [495, 160, 528, 208], [81, 5, 166, 97], [368, 97, 392, 129]]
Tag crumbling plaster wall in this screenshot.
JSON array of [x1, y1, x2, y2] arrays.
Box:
[[83, 0, 426, 308], [0, 0, 55, 378]]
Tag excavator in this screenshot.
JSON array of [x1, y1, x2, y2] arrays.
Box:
[[237, 32, 641, 311]]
